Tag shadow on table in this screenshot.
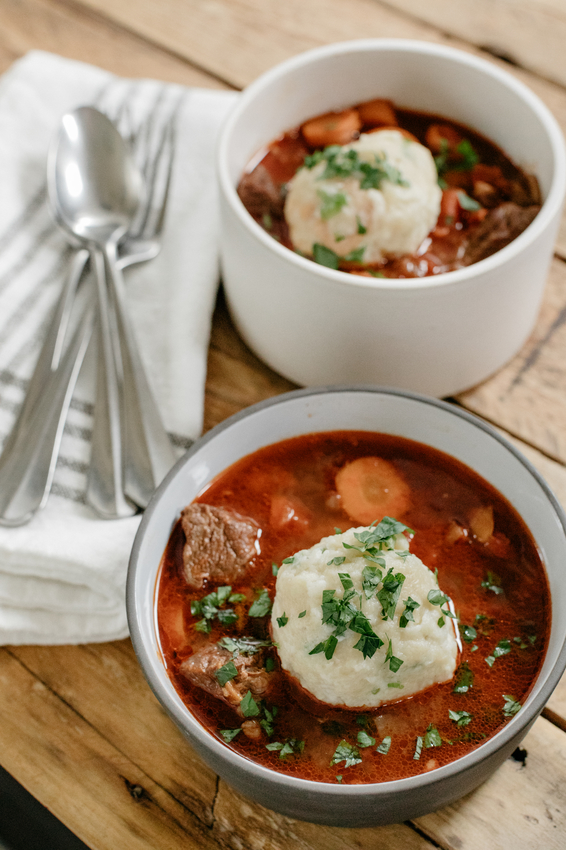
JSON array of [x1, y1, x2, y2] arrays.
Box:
[[0, 766, 89, 850]]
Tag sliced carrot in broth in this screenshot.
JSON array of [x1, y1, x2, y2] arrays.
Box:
[[335, 456, 410, 525], [301, 108, 361, 148], [357, 98, 398, 128]]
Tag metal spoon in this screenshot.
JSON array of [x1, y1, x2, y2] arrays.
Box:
[[48, 107, 176, 518]]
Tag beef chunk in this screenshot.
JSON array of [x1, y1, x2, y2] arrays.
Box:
[[181, 643, 271, 714], [237, 163, 285, 218], [463, 202, 540, 266], [181, 504, 258, 590]]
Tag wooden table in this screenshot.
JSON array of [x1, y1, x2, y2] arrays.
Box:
[[1, 1, 566, 848]]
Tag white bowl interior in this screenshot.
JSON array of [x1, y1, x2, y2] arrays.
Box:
[[131, 388, 566, 784], [223, 40, 559, 203]]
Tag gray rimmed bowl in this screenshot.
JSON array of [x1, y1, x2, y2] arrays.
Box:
[[127, 387, 566, 827]]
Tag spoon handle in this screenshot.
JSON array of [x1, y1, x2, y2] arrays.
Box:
[[86, 247, 136, 519], [0, 306, 93, 526], [0, 249, 89, 526], [103, 242, 176, 508]]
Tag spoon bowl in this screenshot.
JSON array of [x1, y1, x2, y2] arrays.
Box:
[[49, 107, 144, 245]]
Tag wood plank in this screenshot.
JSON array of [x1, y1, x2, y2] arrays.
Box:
[[0, 0, 228, 86], [457, 255, 566, 465], [8, 641, 219, 826], [414, 715, 566, 850], [380, 0, 566, 89], [0, 648, 222, 850]]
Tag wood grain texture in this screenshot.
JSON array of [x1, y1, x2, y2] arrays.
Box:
[[0, 0, 229, 86], [382, 0, 566, 88]]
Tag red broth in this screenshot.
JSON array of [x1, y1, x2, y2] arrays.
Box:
[[157, 432, 549, 784], [237, 99, 541, 278]]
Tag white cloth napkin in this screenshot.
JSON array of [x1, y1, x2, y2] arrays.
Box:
[[0, 51, 238, 645]]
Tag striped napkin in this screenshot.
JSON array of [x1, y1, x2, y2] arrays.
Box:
[[0, 51, 237, 645]]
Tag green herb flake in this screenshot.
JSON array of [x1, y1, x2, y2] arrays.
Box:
[[276, 613, 289, 628], [481, 571, 504, 595], [191, 586, 239, 630], [331, 740, 362, 769], [459, 624, 478, 643], [240, 691, 260, 718], [400, 596, 420, 628], [309, 635, 338, 660], [502, 694, 522, 717], [214, 660, 238, 687], [427, 588, 456, 621], [313, 243, 339, 269], [317, 189, 348, 220], [219, 728, 241, 743], [344, 246, 366, 263], [357, 730, 376, 748], [357, 216, 367, 234], [298, 610, 307, 619], [453, 662, 474, 694], [376, 735, 392, 755], [388, 682, 403, 689], [327, 556, 346, 566], [424, 724, 442, 748], [449, 709, 472, 727], [413, 736, 423, 760], [334, 527, 343, 534], [265, 657, 275, 673], [336, 775, 343, 783], [249, 588, 272, 618], [377, 569, 406, 621], [272, 562, 279, 576], [457, 190, 481, 211], [217, 637, 271, 656], [261, 212, 273, 231], [260, 704, 278, 737], [385, 637, 404, 673], [282, 557, 295, 565]]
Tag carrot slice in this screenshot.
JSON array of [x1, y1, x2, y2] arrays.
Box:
[[301, 109, 361, 148], [366, 125, 419, 142], [357, 98, 398, 128], [335, 457, 410, 525]]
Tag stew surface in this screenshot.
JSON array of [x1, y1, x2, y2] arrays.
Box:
[[237, 99, 541, 278], [157, 432, 549, 784]]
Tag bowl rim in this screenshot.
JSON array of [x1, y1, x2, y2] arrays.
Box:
[[217, 38, 566, 292], [127, 385, 566, 797]]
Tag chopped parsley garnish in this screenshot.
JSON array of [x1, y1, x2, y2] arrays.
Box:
[[435, 137, 479, 176], [298, 610, 307, 618], [362, 564, 384, 600], [272, 562, 279, 576], [305, 145, 408, 191], [448, 709, 472, 727], [266, 738, 304, 759], [502, 694, 522, 717], [259, 703, 278, 737], [240, 691, 260, 717], [276, 613, 289, 628], [336, 775, 343, 783], [344, 246, 366, 263], [377, 570, 406, 621], [327, 556, 346, 566], [317, 189, 348, 220], [459, 623, 478, 643], [357, 730, 376, 748], [191, 586, 240, 632], [262, 212, 273, 230], [376, 735, 392, 755], [486, 638, 512, 667], [282, 556, 295, 565], [214, 660, 238, 687], [248, 588, 272, 618], [219, 728, 241, 743], [265, 657, 276, 673], [331, 740, 362, 769], [388, 682, 403, 689], [424, 724, 442, 748], [457, 190, 481, 211], [427, 588, 456, 625], [313, 242, 339, 269], [413, 736, 423, 760], [481, 571, 504, 595], [357, 217, 367, 234], [400, 596, 420, 628], [384, 637, 404, 673], [453, 662, 474, 694], [217, 637, 272, 656], [309, 634, 338, 660]]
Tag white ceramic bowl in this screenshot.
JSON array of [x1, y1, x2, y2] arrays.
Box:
[[217, 40, 566, 397], [127, 387, 566, 827]]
